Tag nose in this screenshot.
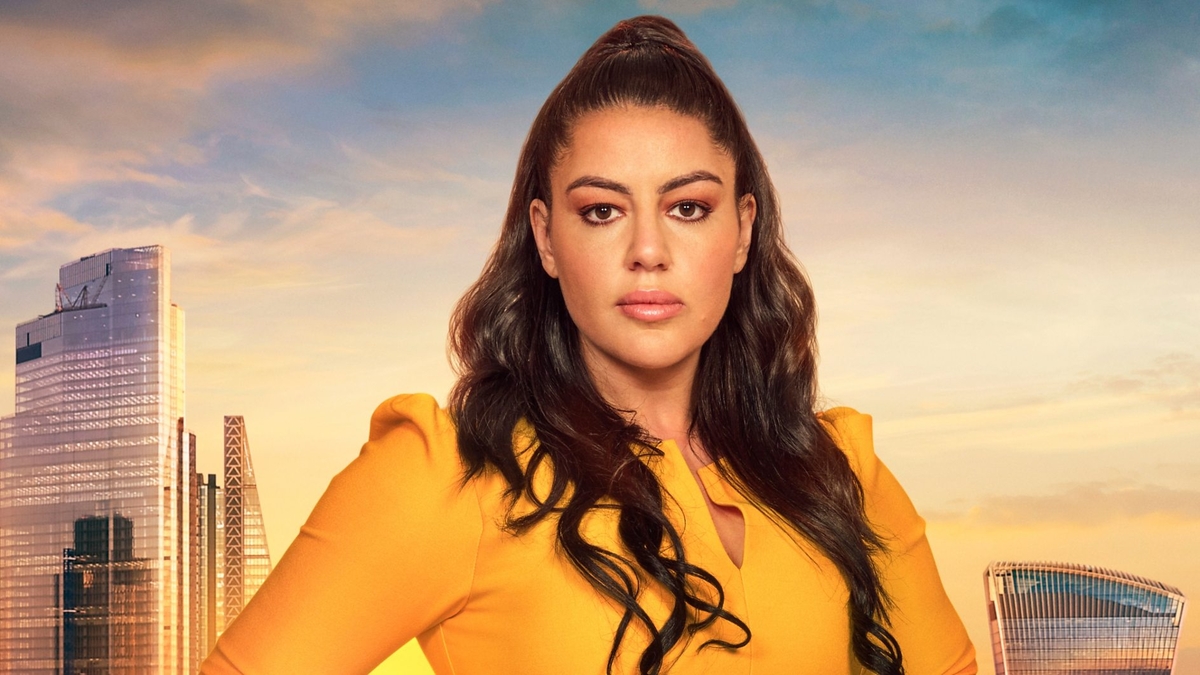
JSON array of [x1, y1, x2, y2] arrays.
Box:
[[624, 211, 671, 272]]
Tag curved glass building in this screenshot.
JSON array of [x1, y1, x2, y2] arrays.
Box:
[[984, 561, 1187, 674]]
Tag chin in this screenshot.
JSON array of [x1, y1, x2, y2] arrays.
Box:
[[612, 349, 698, 374]]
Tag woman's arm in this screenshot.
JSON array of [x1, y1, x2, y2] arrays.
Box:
[[820, 408, 977, 675], [201, 394, 483, 675]]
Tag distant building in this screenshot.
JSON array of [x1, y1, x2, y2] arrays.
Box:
[[190, 417, 272, 670], [0, 247, 273, 674], [220, 416, 271, 627], [62, 515, 154, 674], [0, 246, 193, 673], [196, 473, 225, 671], [984, 560, 1187, 674]]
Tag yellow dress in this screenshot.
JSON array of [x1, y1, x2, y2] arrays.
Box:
[[201, 393, 976, 674]]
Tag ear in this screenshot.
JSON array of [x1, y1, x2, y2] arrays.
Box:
[[529, 198, 559, 279], [734, 193, 756, 273]]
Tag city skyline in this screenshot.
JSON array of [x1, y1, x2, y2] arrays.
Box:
[[1, 246, 193, 672], [1, 2, 1197, 673], [0, 246, 271, 672]]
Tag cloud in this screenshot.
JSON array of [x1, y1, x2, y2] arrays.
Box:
[[1051, 0, 1200, 77], [0, 208, 90, 258], [0, 0, 497, 265], [6, 197, 471, 301], [901, 0, 1200, 115], [637, 0, 738, 15], [1152, 461, 1200, 481], [0, 0, 504, 152], [977, 5, 1044, 44], [1071, 352, 1200, 418], [928, 481, 1200, 527], [0, 0, 491, 64], [989, 0, 1199, 90]]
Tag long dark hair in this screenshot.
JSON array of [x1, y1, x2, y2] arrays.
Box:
[[448, 15, 902, 675]]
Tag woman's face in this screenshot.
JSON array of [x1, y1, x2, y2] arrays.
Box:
[[530, 105, 756, 386]]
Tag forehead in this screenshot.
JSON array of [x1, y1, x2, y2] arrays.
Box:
[[552, 106, 735, 188]]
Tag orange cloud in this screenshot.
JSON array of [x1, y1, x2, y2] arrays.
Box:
[[1071, 352, 1200, 418], [927, 481, 1200, 527], [0, 0, 492, 79]]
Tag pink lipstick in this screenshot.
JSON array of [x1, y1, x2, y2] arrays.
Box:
[[617, 290, 683, 322]]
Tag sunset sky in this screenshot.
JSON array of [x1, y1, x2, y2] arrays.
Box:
[[1, 1, 1197, 672]]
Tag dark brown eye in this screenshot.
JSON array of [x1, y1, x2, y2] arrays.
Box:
[[581, 204, 621, 225], [669, 201, 710, 222]]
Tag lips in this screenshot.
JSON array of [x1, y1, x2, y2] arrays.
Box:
[[617, 290, 683, 322]]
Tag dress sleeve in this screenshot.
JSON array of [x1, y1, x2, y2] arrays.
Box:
[[200, 393, 483, 675], [819, 408, 977, 675]]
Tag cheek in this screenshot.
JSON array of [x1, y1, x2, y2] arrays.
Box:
[[697, 279, 734, 328], [695, 241, 739, 299], [687, 254, 740, 334], [551, 241, 609, 318]]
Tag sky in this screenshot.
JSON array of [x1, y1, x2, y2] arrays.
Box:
[[1, 0, 1198, 672]]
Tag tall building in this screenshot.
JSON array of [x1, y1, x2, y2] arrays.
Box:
[[221, 416, 271, 627], [192, 417, 271, 666], [985, 560, 1187, 674], [0, 246, 194, 673], [196, 474, 224, 670], [0, 246, 275, 673], [61, 515, 154, 673]]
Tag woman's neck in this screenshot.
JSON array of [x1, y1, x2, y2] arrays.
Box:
[[582, 345, 698, 444]]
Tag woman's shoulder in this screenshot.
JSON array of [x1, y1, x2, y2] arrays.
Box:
[[363, 392, 465, 466], [367, 392, 456, 442], [815, 405, 879, 485], [306, 392, 480, 554], [324, 393, 471, 511], [817, 405, 927, 553], [817, 408, 976, 672]]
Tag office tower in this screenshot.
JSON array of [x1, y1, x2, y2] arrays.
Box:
[[985, 560, 1187, 674], [196, 474, 224, 668], [185, 433, 200, 673], [62, 515, 154, 673], [0, 246, 194, 673], [221, 416, 271, 626]]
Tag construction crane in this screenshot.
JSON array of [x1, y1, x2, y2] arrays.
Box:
[[54, 274, 108, 313]]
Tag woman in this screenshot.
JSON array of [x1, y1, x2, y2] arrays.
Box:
[[201, 15, 976, 675]]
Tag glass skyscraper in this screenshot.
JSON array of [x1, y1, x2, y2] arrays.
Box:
[[1, 245, 274, 673], [0, 246, 194, 673], [985, 560, 1187, 674]]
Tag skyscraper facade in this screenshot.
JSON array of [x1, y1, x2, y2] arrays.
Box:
[[221, 416, 271, 627], [0, 246, 194, 673], [985, 560, 1187, 674], [196, 473, 225, 670]]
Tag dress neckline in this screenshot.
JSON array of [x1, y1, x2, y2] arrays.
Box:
[[658, 438, 748, 571]]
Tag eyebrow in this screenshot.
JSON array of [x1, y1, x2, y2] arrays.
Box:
[[565, 170, 724, 196], [566, 176, 630, 195], [659, 170, 723, 194]]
